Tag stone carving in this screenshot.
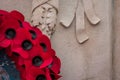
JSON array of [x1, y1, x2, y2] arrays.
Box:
[[60, 0, 101, 44], [31, 0, 59, 38]]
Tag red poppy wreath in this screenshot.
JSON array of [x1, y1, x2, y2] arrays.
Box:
[[0, 10, 61, 80]]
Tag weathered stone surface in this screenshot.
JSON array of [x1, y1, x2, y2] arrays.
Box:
[[52, 0, 112, 80], [0, 0, 113, 80], [113, 0, 120, 80]]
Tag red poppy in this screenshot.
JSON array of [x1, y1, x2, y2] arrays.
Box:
[[17, 65, 27, 80], [50, 72, 61, 80], [0, 10, 9, 26], [48, 56, 61, 74], [22, 22, 42, 44], [10, 10, 24, 22], [0, 10, 9, 15], [0, 10, 9, 19], [0, 16, 21, 48], [11, 28, 33, 59], [20, 70, 27, 80], [5, 46, 13, 57], [0, 10, 24, 27], [15, 46, 53, 70], [48, 56, 61, 80], [37, 35, 52, 53], [20, 68, 52, 80]]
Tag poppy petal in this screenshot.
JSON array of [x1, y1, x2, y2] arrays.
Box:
[[40, 57, 53, 69], [10, 10, 24, 21], [0, 39, 11, 48], [12, 48, 29, 58], [48, 56, 61, 74]]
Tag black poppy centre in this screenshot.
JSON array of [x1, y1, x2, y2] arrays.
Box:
[[36, 75, 46, 80], [32, 56, 43, 67], [5, 28, 16, 39], [22, 40, 32, 50], [40, 43, 47, 52], [29, 30, 36, 39], [13, 52, 20, 57], [50, 74, 55, 80], [18, 20, 23, 27]]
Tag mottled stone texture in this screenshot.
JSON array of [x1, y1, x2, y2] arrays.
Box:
[[53, 0, 112, 80], [0, 0, 32, 21], [113, 0, 120, 80], [0, 0, 113, 80]]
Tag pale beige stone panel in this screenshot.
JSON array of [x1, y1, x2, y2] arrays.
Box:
[[113, 0, 120, 80], [0, 0, 113, 80], [52, 0, 113, 80]]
